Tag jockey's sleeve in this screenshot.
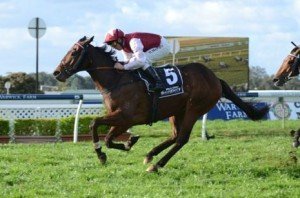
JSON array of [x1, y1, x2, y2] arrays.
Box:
[[122, 51, 132, 62], [123, 38, 148, 70]]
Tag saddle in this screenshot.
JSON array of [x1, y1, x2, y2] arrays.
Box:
[[137, 64, 184, 98], [135, 64, 184, 125]]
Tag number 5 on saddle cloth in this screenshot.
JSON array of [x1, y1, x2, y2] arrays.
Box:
[[137, 64, 184, 98]]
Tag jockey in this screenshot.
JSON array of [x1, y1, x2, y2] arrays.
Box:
[[104, 28, 170, 92]]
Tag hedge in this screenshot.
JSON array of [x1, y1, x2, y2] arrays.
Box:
[[60, 116, 109, 135], [14, 119, 57, 136], [36, 119, 58, 136], [0, 119, 9, 136], [10, 116, 109, 136]]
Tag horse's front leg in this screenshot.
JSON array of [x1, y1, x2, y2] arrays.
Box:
[[90, 110, 140, 164], [90, 118, 108, 164], [89, 111, 125, 164]]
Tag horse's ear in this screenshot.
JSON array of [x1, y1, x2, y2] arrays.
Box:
[[291, 41, 299, 49], [87, 36, 94, 44], [78, 36, 87, 42]]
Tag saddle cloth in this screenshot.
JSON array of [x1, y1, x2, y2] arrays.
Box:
[[137, 64, 184, 98]]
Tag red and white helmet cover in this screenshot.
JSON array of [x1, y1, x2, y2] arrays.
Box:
[[104, 28, 124, 43]]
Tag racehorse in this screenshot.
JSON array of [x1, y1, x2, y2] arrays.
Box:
[[273, 41, 300, 148], [273, 41, 300, 87], [53, 36, 269, 172]]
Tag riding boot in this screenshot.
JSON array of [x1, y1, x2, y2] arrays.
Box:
[[144, 66, 164, 92], [289, 56, 300, 78]]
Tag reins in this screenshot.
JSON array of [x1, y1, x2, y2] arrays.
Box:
[[91, 67, 116, 70], [86, 66, 127, 72]]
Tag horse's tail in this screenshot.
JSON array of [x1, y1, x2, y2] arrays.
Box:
[[220, 79, 269, 120]]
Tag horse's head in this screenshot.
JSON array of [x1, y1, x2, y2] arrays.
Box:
[[53, 36, 94, 82], [273, 42, 300, 86]]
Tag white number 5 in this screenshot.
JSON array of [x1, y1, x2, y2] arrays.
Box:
[[164, 68, 178, 85]]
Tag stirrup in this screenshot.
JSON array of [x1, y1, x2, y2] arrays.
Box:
[[149, 83, 163, 92]]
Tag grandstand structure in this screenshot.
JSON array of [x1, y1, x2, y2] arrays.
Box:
[[154, 37, 249, 91]]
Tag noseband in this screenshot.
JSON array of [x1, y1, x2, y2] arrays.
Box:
[[62, 42, 117, 76]]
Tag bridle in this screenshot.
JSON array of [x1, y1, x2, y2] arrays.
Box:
[[288, 41, 300, 74], [62, 42, 90, 76], [72, 43, 88, 71], [63, 42, 116, 75], [273, 41, 300, 86]]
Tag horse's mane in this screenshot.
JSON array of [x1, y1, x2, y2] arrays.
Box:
[[94, 45, 118, 62]]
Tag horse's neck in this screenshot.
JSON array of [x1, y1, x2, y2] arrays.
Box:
[[88, 47, 131, 94], [88, 69, 122, 93]]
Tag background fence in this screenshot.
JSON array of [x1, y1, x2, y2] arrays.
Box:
[[1, 91, 300, 142], [0, 94, 103, 142], [201, 90, 300, 139], [0, 94, 102, 120]]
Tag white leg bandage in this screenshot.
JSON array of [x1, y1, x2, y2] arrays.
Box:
[[94, 141, 101, 149]]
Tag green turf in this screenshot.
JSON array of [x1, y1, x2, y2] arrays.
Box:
[[1, 120, 299, 197]]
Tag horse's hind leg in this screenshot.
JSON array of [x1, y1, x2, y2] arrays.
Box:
[[144, 115, 182, 164], [146, 111, 199, 172], [291, 129, 300, 148], [104, 126, 134, 151]]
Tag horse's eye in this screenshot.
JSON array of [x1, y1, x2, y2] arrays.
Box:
[[289, 57, 296, 64]]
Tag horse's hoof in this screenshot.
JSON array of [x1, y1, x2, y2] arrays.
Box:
[[143, 156, 153, 165], [98, 153, 107, 164], [128, 135, 140, 147], [292, 141, 300, 148], [125, 135, 140, 151], [146, 165, 158, 173], [124, 145, 131, 151]]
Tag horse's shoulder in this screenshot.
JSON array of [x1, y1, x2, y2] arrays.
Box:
[[121, 70, 142, 81]]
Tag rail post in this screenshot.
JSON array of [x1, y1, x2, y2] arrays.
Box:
[[73, 99, 83, 143], [201, 113, 208, 140]]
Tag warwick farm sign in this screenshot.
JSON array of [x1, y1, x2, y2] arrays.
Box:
[[206, 101, 269, 120]]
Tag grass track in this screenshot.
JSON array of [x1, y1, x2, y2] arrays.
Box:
[[1, 120, 300, 197]]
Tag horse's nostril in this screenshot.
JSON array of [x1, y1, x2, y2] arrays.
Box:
[[53, 70, 61, 77], [273, 78, 278, 82]]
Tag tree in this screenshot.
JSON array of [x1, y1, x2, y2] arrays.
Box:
[[249, 66, 269, 89], [1, 72, 42, 94], [0, 76, 5, 94], [29, 72, 57, 87], [29, 72, 95, 91], [249, 66, 300, 90], [84, 76, 96, 89]]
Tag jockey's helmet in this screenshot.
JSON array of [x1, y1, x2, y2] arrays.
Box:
[[104, 29, 124, 43]]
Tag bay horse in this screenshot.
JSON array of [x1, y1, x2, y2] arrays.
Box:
[[273, 41, 300, 148], [53, 36, 269, 172], [273, 41, 300, 87]]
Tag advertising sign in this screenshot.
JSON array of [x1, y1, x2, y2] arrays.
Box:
[[206, 101, 269, 120], [154, 37, 249, 91]]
